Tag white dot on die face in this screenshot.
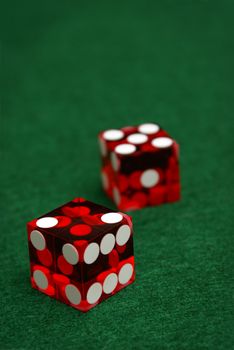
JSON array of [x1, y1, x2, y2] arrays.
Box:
[[62, 244, 79, 265], [111, 152, 119, 171], [115, 144, 136, 155], [103, 273, 118, 294], [101, 212, 123, 224], [65, 284, 81, 305], [118, 263, 134, 285], [99, 138, 107, 157], [33, 270, 48, 290], [103, 129, 124, 141], [100, 233, 115, 255], [138, 123, 160, 135], [151, 137, 173, 148], [87, 282, 102, 304], [36, 217, 58, 229], [127, 133, 148, 145], [116, 225, 131, 246], [101, 172, 109, 190], [113, 187, 121, 205], [30, 230, 46, 251], [84, 243, 100, 264], [140, 169, 160, 188]]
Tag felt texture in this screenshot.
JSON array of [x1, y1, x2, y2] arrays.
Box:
[[1, 1, 234, 349]]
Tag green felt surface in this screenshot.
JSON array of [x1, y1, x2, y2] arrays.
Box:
[[1, 1, 234, 349]]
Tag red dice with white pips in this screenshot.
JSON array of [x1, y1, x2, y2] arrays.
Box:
[[98, 123, 180, 211], [27, 198, 135, 312]]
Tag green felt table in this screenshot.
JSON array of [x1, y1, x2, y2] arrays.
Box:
[[1, 1, 234, 349]]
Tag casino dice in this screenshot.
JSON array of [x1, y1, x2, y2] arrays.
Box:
[[27, 198, 135, 312], [98, 123, 180, 211]]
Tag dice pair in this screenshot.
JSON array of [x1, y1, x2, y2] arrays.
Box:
[[27, 123, 180, 312]]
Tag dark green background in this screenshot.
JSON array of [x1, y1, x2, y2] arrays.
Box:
[[1, 1, 234, 349]]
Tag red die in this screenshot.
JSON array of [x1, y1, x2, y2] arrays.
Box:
[[27, 198, 135, 312], [98, 123, 180, 211]]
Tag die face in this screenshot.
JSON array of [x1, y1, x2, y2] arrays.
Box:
[[27, 198, 135, 312], [28, 198, 124, 243], [99, 123, 180, 210], [99, 124, 177, 174], [98, 123, 171, 162]]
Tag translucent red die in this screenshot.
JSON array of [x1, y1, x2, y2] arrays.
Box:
[[27, 198, 135, 312], [98, 123, 180, 211]]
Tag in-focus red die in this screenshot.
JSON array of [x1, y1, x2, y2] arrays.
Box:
[[98, 123, 180, 211], [27, 198, 135, 312]]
